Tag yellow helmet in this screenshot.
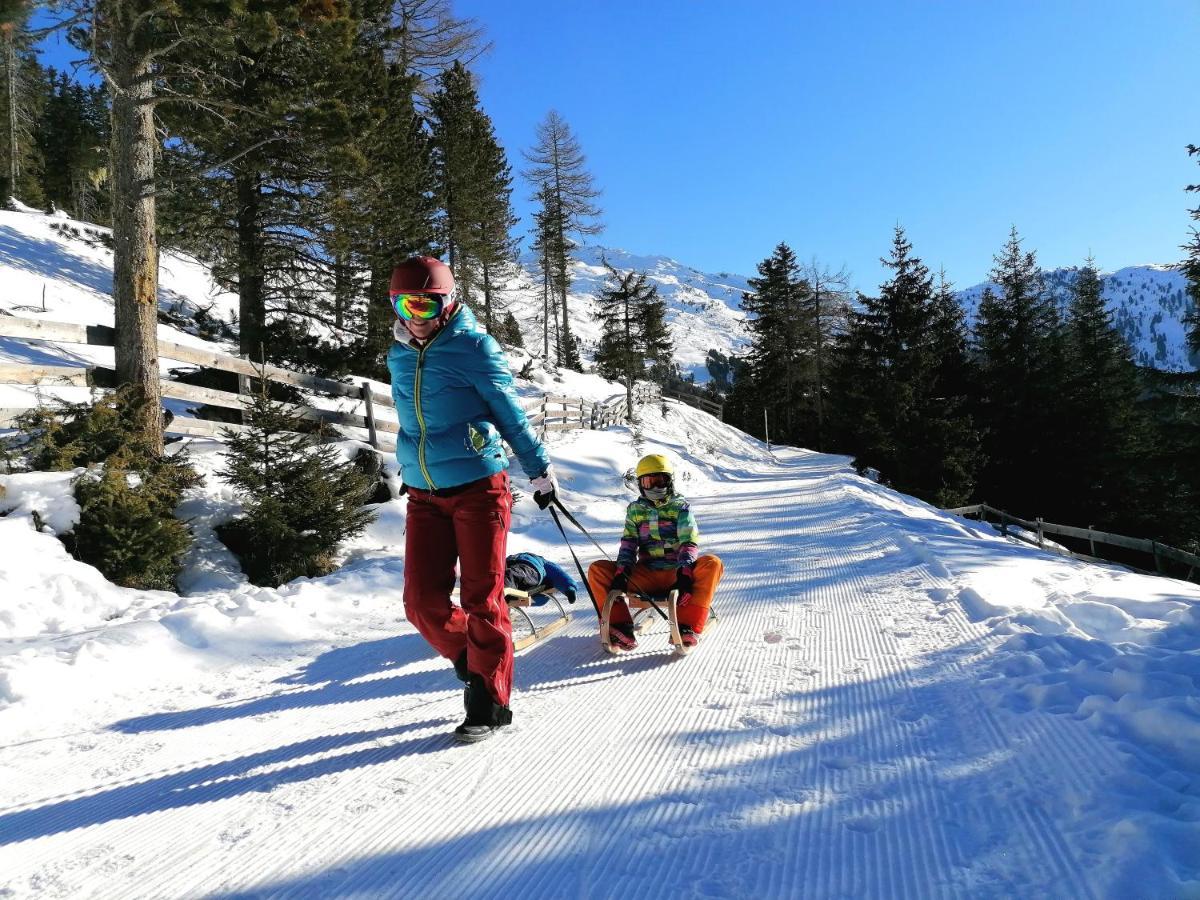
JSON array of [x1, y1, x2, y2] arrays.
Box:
[[635, 454, 673, 478]]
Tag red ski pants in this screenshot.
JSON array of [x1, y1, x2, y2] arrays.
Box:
[[586, 556, 724, 632], [403, 471, 514, 706]]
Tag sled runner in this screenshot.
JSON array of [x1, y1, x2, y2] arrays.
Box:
[[601, 589, 694, 655], [505, 587, 570, 651]]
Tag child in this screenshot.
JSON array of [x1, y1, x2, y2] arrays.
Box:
[[586, 454, 724, 649]]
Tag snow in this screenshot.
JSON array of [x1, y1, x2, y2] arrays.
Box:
[[0, 207, 1198, 897], [2, 398, 1200, 896]]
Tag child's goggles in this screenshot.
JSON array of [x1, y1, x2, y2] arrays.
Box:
[[390, 291, 445, 321], [638, 473, 671, 489]]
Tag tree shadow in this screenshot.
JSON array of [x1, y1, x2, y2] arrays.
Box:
[[111, 634, 439, 734], [194, 635, 1171, 900], [0, 721, 448, 846]]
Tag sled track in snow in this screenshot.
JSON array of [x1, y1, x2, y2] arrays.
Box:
[[0, 449, 1126, 898]]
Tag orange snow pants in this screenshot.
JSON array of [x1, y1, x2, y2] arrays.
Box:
[[587, 555, 723, 632]]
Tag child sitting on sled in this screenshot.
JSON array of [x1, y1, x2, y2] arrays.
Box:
[[586, 454, 724, 650]]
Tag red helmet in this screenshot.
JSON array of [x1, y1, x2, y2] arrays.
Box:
[[390, 256, 454, 295]]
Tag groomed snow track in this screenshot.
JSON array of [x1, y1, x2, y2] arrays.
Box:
[[0, 448, 1123, 898]]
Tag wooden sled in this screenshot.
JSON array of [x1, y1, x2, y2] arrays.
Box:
[[505, 587, 570, 651], [601, 589, 692, 655]]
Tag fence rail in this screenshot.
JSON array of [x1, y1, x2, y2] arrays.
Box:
[[949, 502, 1200, 581], [0, 314, 667, 456]]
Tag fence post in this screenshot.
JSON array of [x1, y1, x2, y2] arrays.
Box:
[[1152, 541, 1164, 574], [1036, 517, 1044, 548], [361, 381, 378, 449], [1088, 527, 1096, 557], [541, 395, 548, 439]]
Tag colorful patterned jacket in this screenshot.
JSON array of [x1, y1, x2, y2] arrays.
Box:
[[616, 494, 700, 572]]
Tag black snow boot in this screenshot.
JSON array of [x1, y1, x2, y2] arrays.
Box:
[[452, 649, 470, 683], [454, 673, 512, 743]]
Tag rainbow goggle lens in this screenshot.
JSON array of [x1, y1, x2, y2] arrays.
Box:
[[390, 291, 445, 321]]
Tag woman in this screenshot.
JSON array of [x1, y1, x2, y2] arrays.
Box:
[[387, 256, 557, 742]]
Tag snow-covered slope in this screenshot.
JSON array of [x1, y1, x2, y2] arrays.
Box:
[[499, 244, 752, 381], [957, 264, 1197, 372], [2, 402, 1199, 897]]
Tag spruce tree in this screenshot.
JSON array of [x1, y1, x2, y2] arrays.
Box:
[[741, 242, 814, 445], [5, 387, 201, 590], [429, 61, 518, 335], [157, 2, 358, 364], [0, 4, 43, 207], [1183, 144, 1200, 359], [36, 71, 108, 218], [218, 377, 376, 587], [972, 227, 1066, 514], [1059, 260, 1145, 527], [523, 110, 602, 370], [594, 262, 656, 417], [829, 229, 977, 505]]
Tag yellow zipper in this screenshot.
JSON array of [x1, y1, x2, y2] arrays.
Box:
[[411, 313, 456, 490]]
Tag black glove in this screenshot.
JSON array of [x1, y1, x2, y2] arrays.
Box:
[[610, 568, 630, 593], [534, 489, 555, 510], [674, 567, 695, 606]]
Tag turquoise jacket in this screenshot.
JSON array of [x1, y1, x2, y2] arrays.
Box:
[[386, 304, 549, 490]]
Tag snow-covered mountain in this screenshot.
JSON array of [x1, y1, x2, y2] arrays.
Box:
[[498, 245, 753, 382], [956, 264, 1197, 372]]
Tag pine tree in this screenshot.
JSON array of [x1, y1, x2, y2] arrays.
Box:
[[1183, 144, 1200, 359], [741, 242, 814, 445], [829, 228, 977, 504], [801, 259, 850, 451], [36, 71, 108, 218], [972, 227, 1066, 514], [493, 310, 524, 349], [5, 387, 201, 589], [523, 110, 602, 370], [0, 3, 43, 207], [218, 376, 376, 587], [50, 0, 249, 452], [594, 262, 657, 418], [1059, 260, 1144, 526], [641, 288, 674, 387], [429, 61, 518, 334], [157, 2, 358, 364]]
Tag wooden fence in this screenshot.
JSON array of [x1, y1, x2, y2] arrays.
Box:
[[662, 389, 723, 419], [949, 502, 1200, 583], [0, 313, 663, 452]]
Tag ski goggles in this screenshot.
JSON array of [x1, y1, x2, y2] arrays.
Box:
[[638, 473, 671, 489], [390, 291, 445, 321]]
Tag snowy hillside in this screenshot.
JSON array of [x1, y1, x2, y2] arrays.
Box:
[[1, 207, 1199, 896], [500, 244, 752, 382], [3, 403, 1200, 897], [957, 264, 1198, 372]]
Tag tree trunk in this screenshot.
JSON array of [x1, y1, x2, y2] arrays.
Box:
[[623, 292, 633, 421], [5, 27, 16, 192], [236, 172, 266, 361], [481, 259, 493, 334], [109, 24, 163, 452], [814, 284, 824, 451], [333, 252, 349, 331]]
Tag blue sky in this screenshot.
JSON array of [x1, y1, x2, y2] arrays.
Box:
[[457, 0, 1200, 291], [34, 2, 1200, 292]]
